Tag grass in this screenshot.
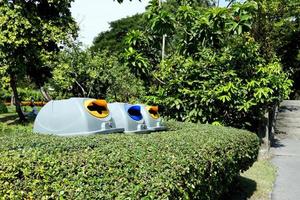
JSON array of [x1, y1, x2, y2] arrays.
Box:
[[0, 113, 18, 124], [0, 106, 38, 125], [243, 159, 276, 200], [224, 159, 276, 200]]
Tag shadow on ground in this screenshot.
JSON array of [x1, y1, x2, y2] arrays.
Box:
[[221, 176, 257, 200], [271, 137, 285, 148], [278, 106, 298, 112], [0, 113, 18, 123], [0, 113, 35, 125]]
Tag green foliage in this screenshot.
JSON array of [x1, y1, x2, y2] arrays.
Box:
[[175, 1, 258, 55], [0, 121, 259, 199], [161, 0, 214, 11], [0, 85, 44, 102], [122, 0, 292, 130], [0, 0, 78, 120], [51, 44, 146, 102], [148, 35, 292, 129], [18, 88, 44, 102], [123, 0, 260, 83], [0, 88, 10, 102], [252, 0, 300, 63], [146, 2, 176, 36], [252, 0, 300, 97], [123, 46, 151, 82], [0, 101, 8, 114], [0, 0, 77, 83], [91, 14, 145, 54]]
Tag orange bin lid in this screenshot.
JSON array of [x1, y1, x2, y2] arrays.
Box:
[[84, 99, 109, 118], [147, 106, 160, 119]]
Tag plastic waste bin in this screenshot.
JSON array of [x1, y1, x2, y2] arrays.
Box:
[[33, 98, 124, 136], [138, 104, 167, 131], [108, 103, 150, 133]]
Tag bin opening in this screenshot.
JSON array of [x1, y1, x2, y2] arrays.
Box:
[[147, 106, 160, 119], [85, 99, 109, 118], [128, 105, 143, 121]]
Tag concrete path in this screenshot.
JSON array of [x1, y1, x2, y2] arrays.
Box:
[[271, 100, 300, 200]]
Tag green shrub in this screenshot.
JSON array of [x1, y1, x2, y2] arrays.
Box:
[[124, 1, 292, 131], [0, 121, 259, 199], [147, 35, 292, 130], [0, 101, 8, 114], [51, 47, 146, 102], [18, 88, 44, 101]]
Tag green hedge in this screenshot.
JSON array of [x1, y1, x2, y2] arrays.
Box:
[[0, 121, 259, 199], [0, 101, 8, 114]]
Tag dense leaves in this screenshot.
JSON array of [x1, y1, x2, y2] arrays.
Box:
[[91, 14, 145, 54], [148, 35, 292, 129], [51, 44, 146, 102], [252, 0, 300, 98], [0, 0, 295, 130], [124, 0, 292, 130], [0, 101, 8, 114], [0, 0, 77, 120], [0, 121, 259, 199]]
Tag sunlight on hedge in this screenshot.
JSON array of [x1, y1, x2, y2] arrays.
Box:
[[0, 121, 259, 199]]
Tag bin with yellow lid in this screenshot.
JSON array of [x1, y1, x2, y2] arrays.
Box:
[[33, 98, 124, 136], [138, 104, 167, 131]]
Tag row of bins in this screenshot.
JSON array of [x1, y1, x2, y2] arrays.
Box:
[[33, 98, 166, 136]]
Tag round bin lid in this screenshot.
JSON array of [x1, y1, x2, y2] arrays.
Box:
[[127, 105, 143, 121]]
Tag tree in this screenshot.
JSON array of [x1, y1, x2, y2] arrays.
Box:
[[0, 0, 77, 121], [122, 0, 292, 130], [51, 44, 146, 102], [252, 0, 300, 98], [91, 14, 145, 54], [123, 0, 252, 84]]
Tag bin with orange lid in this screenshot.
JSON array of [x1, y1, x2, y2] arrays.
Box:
[[138, 104, 167, 131], [33, 98, 124, 136]]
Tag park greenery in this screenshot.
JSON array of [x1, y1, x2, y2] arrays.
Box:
[[0, 0, 296, 197], [1, 0, 298, 131], [0, 0, 78, 121], [0, 121, 259, 199]]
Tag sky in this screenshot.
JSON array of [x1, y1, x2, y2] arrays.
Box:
[[71, 0, 228, 46]]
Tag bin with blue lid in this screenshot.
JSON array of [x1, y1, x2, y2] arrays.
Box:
[[108, 103, 150, 133]]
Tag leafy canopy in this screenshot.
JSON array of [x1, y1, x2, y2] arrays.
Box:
[[0, 0, 77, 83], [0, 0, 77, 120], [123, 0, 292, 130], [51, 44, 146, 102]]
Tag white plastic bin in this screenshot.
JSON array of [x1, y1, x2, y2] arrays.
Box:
[[33, 98, 124, 136], [108, 103, 150, 133], [138, 104, 167, 131]]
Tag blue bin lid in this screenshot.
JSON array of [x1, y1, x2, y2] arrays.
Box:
[[127, 105, 143, 121]]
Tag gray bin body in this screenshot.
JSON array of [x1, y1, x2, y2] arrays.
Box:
[[108, 103, 150, 133], [33, 98, 124, 136], [138, 104, 167, 131]]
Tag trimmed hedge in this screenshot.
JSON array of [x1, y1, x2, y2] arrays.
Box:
[[0, 121, 259, 199]]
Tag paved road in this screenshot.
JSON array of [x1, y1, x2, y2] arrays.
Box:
[[271, 100, 300, 200]]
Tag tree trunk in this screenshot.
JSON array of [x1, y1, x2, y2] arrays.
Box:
[[9, 73, 26, 122], [74, 80, 86, 97], [40, 86, 52, 101], [10, 92, 14, 106]]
